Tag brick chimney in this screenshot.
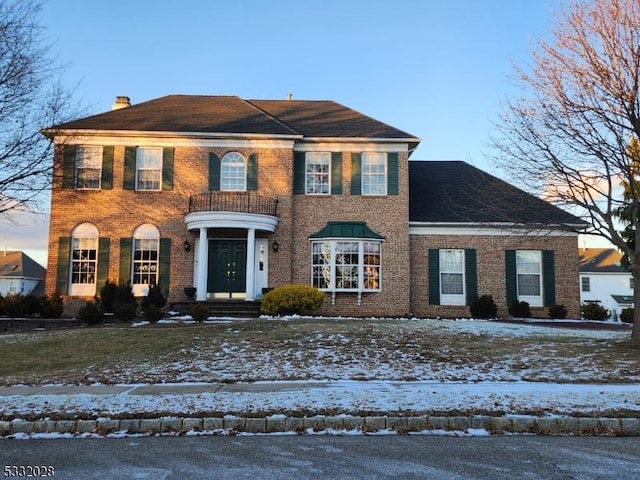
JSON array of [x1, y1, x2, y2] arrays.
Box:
[[112, 96, 131, 110]]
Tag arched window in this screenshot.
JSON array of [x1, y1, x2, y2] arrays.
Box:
[[132, 224, 160, 297], [220, 152, 246, 191], [70, 223, 99, 296]]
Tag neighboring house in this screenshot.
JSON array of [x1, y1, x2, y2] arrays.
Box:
[[579, 248, 633, 318], [43, 95, 583, 318], [0, 251, 46, 296]]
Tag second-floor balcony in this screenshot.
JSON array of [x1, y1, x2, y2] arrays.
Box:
[[188, 191, 279, 217]]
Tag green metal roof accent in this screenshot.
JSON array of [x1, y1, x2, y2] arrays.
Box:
[[308, 221, 385, 240]]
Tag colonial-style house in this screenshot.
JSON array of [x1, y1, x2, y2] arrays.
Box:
[[43, 95, 583, 318], [579, 248, 634, 318]]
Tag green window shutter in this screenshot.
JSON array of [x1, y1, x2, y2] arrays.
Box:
[[293, 151, 306, 194], [56, 237, 71, 293], [387, 152, 399, 195], [119, 238, 133, 284], [159, 238, 172, 296], [465, 249, 478, 305], [123, 147, 136, 190], [162, 147, 174, 191], [505, 250, 517, 305], [428, 249, 440, 305], [350, 153, 362, 195], [101, 146, 114, 190], [331, 152, 343, 195], [62, 145, 76, 189], [209, 152, 220, 191], [247, 153, 258, 191], [97, 237, 110, 291], [542, 250, 556, 307]]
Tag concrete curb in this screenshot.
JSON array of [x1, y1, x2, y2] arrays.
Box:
[[2, 415, 639, 438]]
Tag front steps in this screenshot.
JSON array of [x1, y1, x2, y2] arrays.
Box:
[[169, 300, 262, 319]]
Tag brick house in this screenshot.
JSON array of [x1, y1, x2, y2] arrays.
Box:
[[43, 95, 584, 318]]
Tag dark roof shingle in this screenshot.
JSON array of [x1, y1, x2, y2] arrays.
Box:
[[408, 160, 585, 226], [579, 248, 627, 273], [50, 95, 419, 143]]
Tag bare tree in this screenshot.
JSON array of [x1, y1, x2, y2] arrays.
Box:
[[0, 0, 73, 216], [490, 0, 640, 342]]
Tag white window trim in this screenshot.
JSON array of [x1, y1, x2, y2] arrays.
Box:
[[136, 147, 163, 192], [310, 239, 382, 293], [220, 152, 247, 192], [516, 250, 543, 307], [305, 152, 331, 195], [75, 145, 102, 190], [361, 152, 387, 196], [69, 223, 99, 297], [581, 276, 590, 292], [131, 224, 160, 297], [440, 249, 466, 306]]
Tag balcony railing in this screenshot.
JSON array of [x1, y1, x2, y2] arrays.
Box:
[[188, 191, 279, 217]]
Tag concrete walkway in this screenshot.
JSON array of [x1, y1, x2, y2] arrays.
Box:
[[2, 382, 640, 438]]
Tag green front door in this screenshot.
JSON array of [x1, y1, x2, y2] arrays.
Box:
[[208, 240, 247, 298]]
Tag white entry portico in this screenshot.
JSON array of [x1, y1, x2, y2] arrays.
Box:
[[185, 211, 278, 301]]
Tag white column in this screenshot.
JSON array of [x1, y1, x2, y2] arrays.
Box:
[[196, 227, 208, 301], [245, 228, 256, 301]]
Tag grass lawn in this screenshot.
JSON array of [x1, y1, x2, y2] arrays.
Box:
[[0, 318, 637, 386]]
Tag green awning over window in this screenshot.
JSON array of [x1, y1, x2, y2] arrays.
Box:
[[309, 221, 385, 240]]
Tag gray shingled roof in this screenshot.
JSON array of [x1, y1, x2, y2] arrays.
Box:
[[0, 251, 45, 279], [49, 95, 419, 144], [409, 161, 585, 226]]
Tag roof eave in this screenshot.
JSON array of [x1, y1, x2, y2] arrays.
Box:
[[42, 128, 304, 141]]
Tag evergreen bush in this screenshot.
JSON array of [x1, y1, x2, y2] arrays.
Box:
[[78, 300, 104, 326], [620, 308, 634, 324], [22, 293, 42, 316], [508, 300, 531, 318], [2, 294, 24, 317], [260, 284, 324, 316], [548, 304, 568, 319], [469, 294, 497, 318], [189, 302, 209, 323], [141, 284, 167, 323], [581, 302, 609, 321], [99, 280, 118, 313], [113, 283, 137, 322], [41, 291, 64, 318]]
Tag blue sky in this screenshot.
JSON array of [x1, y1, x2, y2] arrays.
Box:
[[4, 0, 562, 265]]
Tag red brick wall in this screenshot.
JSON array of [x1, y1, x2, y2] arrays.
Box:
[[409, 234, 581, 318]]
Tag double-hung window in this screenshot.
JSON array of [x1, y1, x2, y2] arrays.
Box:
[[136, 147, 163, 191], [362, 152, 387, 195], [306, 152, 330, 195], [76, 146, 102, 189], [581, 276, 590, 292], [516, 250, 543, 306], [221, 152, 246, 191], [311, 240, 381, 292], [131, 224, 160, 297], [440, 249, 465, 305], [69, 223, 99, 296]]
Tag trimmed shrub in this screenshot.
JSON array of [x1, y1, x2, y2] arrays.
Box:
[[508, 300, 531, 318], [189, 302, 209, 323], [141, 284, 167, 323], [548, 304, 568, 320], [41, 291, 64, 318], [22, 293, 42, 316], [99, 280, 118, 313], [261, 284, 324, 316], [581, 302, 609, 321], [113, 283, 137, 322], [78, 300, 104, 326], [2, 294, 25, 317], [469, 294, 497, 319], [620, 308, 634, 324]]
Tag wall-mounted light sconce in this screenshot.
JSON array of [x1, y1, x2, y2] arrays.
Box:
[[272, 240, 279, 253], [183, 239, 191, 252]]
